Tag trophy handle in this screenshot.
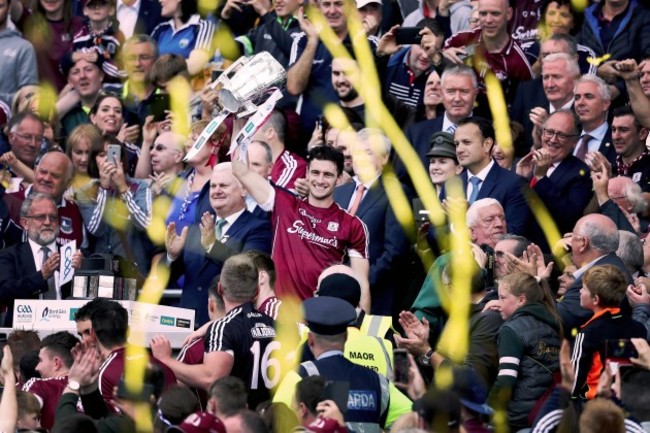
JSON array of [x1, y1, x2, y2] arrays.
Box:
[[209, 56, 251, 90]]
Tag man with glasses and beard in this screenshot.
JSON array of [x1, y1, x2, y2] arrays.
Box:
[[0, 193, 82, 325]]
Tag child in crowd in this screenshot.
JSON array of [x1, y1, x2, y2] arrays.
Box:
[[71, 0, 125, 82], [15, 391, 41, 431]]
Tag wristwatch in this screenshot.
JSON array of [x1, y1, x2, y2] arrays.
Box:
[[67, 379, 81, 392], [419, 348, 434, 366]]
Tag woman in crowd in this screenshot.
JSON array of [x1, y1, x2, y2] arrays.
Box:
[[65, 124, 102, 196], [89, 93, 143, 177], [492, 272, 561, 432], [76, 134, 153, 275], [151, 0, 216, 76]]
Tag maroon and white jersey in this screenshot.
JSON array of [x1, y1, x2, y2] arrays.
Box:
[[270, 187, 369, 301], [98, 347, 177, 412], [258, 296, 282, 320], [270, 150, 307, 193], [22, 376, 69, 430], [177, 338, 208, 409], [177, 337, 205, 365], [510, 0, 542, 51], [444, 28, 534, 95]]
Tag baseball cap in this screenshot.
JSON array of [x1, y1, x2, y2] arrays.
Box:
[[356, 0, 381, 8], [426, 132, 457, 160], [166, 412, 226, 433], [452, 367, 494, 416]]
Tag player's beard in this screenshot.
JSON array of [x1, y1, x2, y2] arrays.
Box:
[[339, 87, 359, 103]]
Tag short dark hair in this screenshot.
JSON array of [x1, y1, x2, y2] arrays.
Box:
[[88, 134, 130, 179], [209, 376, 248, 417], [235, 410, 270, 433], [90, 300, 128, 348], [51, 414, 99, 433], [416, 18, 444, 37], [296, 375, 327, 416], [612, 105, 642, 130], [75, 298, 114, 322], [457, 116, 495, 142], [260, 110, 287, 143], [40, 331, 79, 368], [157, 385, 201, 426], [547, 33, 578, 56], [7, 110, 44, 136], [306, 146, 345, 176], [245, 250, 276, 288]]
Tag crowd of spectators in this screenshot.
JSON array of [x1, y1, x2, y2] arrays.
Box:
[[0, 0, 650, 431]]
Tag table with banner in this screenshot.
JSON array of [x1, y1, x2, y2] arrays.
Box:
[[9, 299, 195, 348]]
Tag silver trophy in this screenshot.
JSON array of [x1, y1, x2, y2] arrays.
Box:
[[211, 51, 287, 116]]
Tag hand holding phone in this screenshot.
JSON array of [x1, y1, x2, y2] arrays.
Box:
[[395, 27, 423, 45], [107, 144, 121, 166]]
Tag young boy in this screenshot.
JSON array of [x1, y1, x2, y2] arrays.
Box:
[[572, 265, 646, 399], [71, 0, 125, 82], [16, 390, 41, 430]]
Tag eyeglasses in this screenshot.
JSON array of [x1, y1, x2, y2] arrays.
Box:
[[494, 250, 506, 259], [12, 132, 44, 143], [25, 214, 59, 223], [542, 128, 578, 142]]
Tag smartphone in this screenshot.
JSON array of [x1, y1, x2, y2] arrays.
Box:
[[320, 381, 350, 414], [606, 339, 638, 366], [459, 43, 478, 60], [393, 348, 409, 384], [212, 69, 224, 82], [395, 27, 423, 45], [117, 377, 155, 402], [107, 144, 121, 165], [150, 93, 170, 122]]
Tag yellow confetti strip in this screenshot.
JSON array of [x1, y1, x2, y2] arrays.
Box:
[[571, 0, 588, 13], [587, 53, 612, 66], [484, 72, 512, 153], [212, 26, 241, 61], [167, 76, 191, 138]]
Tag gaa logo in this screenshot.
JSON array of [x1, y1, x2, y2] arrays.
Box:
[[16, 305, 32, 314]]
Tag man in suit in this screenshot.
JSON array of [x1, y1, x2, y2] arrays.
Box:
[[558, 213, 628, 335], [0, 193, 82, 326], [4, 152, 85, 249], [517, 109, 593, 241], [121, 35, 160, 125], [116, 0, 163, 39], [333, 129, 409, 315], [395, 64, 479, 188], [450, 116, 531, 236], [510, 50, 580, 155], [574, 75, 616, 164], [165, 162, 272, 326]]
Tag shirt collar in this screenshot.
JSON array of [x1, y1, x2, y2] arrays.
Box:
[[581, 121, 609, 141], [470, 159, 495, 181], [573, 254, 607, 279], [550, 97, 574, 113], [28, 238, 56, 258], [117, 0, 141, 11], [316, 350, 345, 360], [218, 207, 246, 228], [353, 174, 380, 190], [168, 14, 201, 33]]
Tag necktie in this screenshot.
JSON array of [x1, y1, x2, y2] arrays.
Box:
[[446, 124, 457, 134], [575, 134, 592, 162], [468, 176, 481, 204], [41, 247, 56, 300], [215, 219, 227, 241], [348, 184, 367, 216]]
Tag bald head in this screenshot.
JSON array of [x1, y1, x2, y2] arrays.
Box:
[[33, 152, 73, 201], [151, 132, 184, 174], [317, 265, 360, 288], [572, 214, 619, 266]]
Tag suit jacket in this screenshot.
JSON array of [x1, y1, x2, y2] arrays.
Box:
[[170, 210, 272, 326], [134, 0, 164, 36], [0, 242, 71, 326], [597, 126, 616, 166], [509, 78, 548, 156], [532, 156, 593, 237], [394, 116, 444, 192], [334, 179, 410, 315], [557, 253, 632, 335], [443, 162, 531, 236]]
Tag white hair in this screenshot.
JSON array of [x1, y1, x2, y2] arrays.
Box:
[[543, 53, 580, 78], [575, 74, 611, 102], [466, 198, 503, 228]]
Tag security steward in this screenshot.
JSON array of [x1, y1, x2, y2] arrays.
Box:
[[316, 269, 394, 377], [275, 296, 411, 432]]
